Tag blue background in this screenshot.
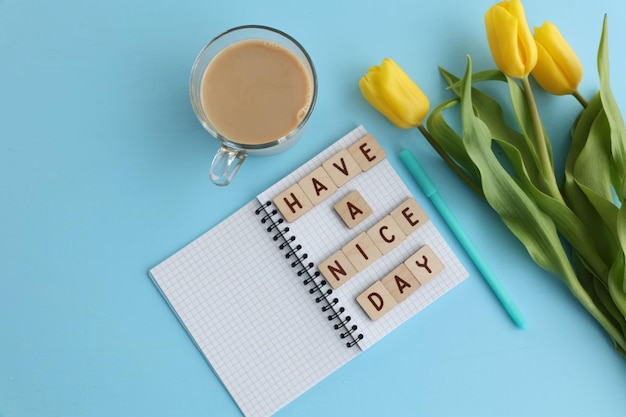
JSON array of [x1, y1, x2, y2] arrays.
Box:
[[2, 0, 626, 416]]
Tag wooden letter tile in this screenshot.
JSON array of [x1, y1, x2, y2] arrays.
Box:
[[298, 166, 338, 206], [333, 190, 373, 229], [366, 215, 407, 255], [390, 197, 429, 236], [348, 134, 387, 171], [342, 232, 382, 272], [404, 245, 445, 286], [381, 263, 421, 303], [356, 281, 397, 321], [322, 148, 362, 188], [318, 250, 358, 289], [273, 183, 313, 223]]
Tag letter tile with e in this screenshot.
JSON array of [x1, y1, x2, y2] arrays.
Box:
[[347, 134, 386, 171], [390, 197, 429, 235]]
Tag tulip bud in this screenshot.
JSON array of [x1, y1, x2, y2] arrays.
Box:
[[532, 21, 583, 95], [484, 0, 537, 78], [359, 58, 430, 129]]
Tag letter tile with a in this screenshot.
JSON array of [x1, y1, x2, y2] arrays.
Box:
[[333, 190, 373, 229]]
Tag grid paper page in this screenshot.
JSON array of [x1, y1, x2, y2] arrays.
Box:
[[150, 200, 359, 417], [257, 126, 469, 350]]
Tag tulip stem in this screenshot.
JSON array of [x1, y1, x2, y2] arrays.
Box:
[[573, 90, 589, 108], [417, 124, 484, 197], [520, 76, 564, 201]]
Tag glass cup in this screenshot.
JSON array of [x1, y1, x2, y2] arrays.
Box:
[[189, 25, 317, 186]]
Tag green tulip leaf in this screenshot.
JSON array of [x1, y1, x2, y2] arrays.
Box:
[[562, 94, 616, 267], [598, 15, 626, 196], [573, 254, 624, 332], [442, 68, 506, 90], [440, 68, 600, 276], [573, 110, 613, 199], [568, 97, 622, 268], [573, 109, 619, 236], [458, 57, 572, 277], [609, 207, 626, 317], [439, 67, 542, 186], [564, 93, 603, 190], [505, 78, 537, 148], [427, 98, 480, 180], [439, 67, 605, 279]]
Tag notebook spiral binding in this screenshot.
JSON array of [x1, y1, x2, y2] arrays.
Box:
[[255, 200, 364, 348]]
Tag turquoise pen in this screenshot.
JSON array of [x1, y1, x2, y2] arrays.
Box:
[[399, 149, 527, 329]]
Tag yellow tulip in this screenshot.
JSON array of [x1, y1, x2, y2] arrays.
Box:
[[359, 58, 430, 129], [484, 0, 537, 78], [532, 21, 583, 95]]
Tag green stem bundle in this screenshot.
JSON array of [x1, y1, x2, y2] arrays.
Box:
[[417, 124, 484, 197], [421, 18, 626, 357]]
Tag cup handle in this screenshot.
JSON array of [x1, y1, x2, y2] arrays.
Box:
[[210, 145, 247, 186]]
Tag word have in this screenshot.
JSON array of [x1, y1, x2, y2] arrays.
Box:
[[273, 134, 386, 223]]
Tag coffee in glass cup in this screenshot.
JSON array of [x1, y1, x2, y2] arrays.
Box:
[[189, 25, 317, 186]]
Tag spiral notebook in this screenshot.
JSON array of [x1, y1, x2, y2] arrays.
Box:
[[149, 126, 468, 417]]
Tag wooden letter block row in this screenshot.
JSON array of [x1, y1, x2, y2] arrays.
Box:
[[273, 134, 386, 223], [318, 197, 429, 290], [357, 245, 445, 321]]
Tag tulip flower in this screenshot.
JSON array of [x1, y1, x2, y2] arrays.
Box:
[[359, 58, 429, 129], [485, 0, 560, 198], [359, 58, 484, 196], [532, 21, 584, 98], [484, 0, 537, 78]]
